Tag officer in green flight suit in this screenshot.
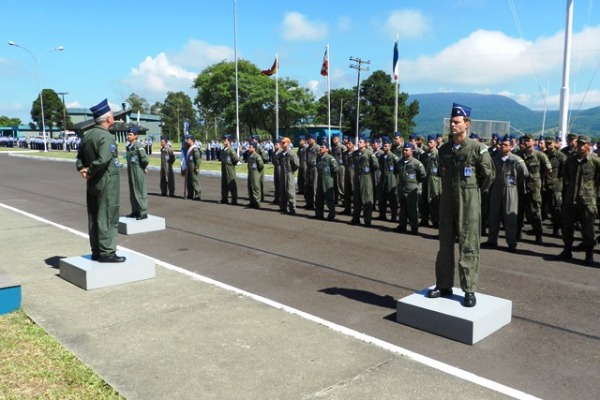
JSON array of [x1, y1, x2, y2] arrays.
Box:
[[246, 140, 264, 208], [315, 142, 338, 220], [183, 134, 202, 200], [427, 103, 495, 307], [396, 142, 426, 234], [350, 135, 380, 226], [220, 134, 239, 205], [75, 99, 125, 263], [377, 136, 400, 222], [125, 126, 149, 220]]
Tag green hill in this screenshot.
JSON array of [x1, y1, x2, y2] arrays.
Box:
[[409, 92, 598, 138]]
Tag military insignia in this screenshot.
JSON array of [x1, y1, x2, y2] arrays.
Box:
[[110, 144, 116, 153]]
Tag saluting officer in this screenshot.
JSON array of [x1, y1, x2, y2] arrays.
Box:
[[315, 142, 338, 220], [75, 99, 125, 263], [125, 126, 149, 220]]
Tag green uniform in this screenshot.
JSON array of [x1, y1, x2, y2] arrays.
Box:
[[488, 152, 528, 247], [246, 151, 264, 208], [517, 149, 552, 239], [342, 148, 355, 214], [435, 139, 495, 293], [397, 156, 426, 231], [315, 152, 338, 219], [377, 151, 400, 221], [278, 149, 299, 214], [255, 144, 268, 201], [75, 125, 121, 258], [125, 141, 149, 216], [296, 144, 307, 195], [221, 145, 239, 204], [543, 148, 567, 234], [331, 142, 347, 204], [185, 145, 202, 200], [272, 148, 282, 204], [420, 148, 441, 227], [304, 142, 320, 209], [160, 145, 176, 196], [561, 152, 600, 249], [351, 147, 379, 225]]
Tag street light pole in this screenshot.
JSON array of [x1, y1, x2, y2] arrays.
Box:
[[57, 92, 69, 151], [8, 41, 64, 152], [349, 57, 370, 143]]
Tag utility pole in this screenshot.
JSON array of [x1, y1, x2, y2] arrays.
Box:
[[349, 57, 370, 142], [57, 92, 68, 151]]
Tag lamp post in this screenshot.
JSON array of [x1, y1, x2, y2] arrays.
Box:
[[8, 41, 64, 152]]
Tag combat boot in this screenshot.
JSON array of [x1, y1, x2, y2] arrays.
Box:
[[555, 243, 573, 261], [584, 247, 594, 265]]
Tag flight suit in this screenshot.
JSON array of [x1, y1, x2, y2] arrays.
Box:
[[125, 141, 149, 216], [351, 148, 379, 225], [315, 152, 338, 220]]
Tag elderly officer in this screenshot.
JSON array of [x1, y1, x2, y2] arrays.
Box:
[[396, 142, 426, 233], [377, 136, 400, 221], [315, 142, 339, 220], [483, 134, 528, 252], [420, 134, 442, 228], [426, 103, 495, 307], [246, 140, 264, 208], [278, 137, 299, 215], [124, 127, 149, 220], [220, 134, 239, 205], [350, 135, 380, 226], [556, 135, 600, 264], [517, 133, 552, 244], [75, 99, 125, 263], [159, 135, 176, 197], [183, 134, 202, 200]]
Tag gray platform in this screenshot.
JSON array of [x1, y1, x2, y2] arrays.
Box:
[[59, 250, 155, 290], [396, 287, 512, 345], [118, 215, 166, 235]]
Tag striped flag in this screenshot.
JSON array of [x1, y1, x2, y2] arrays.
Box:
[[393, 40, 399, 80], [261, 55, 278, 76], [320, 47, 328, 77]]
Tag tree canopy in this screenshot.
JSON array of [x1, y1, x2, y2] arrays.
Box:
[[160, 91, 197, 142], [30, 89, 71, 136]]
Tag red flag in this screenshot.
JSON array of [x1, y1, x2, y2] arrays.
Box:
[[261, 55, 278, 76], [320, 47, 328, 77]]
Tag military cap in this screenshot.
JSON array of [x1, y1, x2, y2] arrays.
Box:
[[382, 136, 391, 145], [128, 126, 139, 134], [222, 134, 232, 140], [297, 134, 306, 140], [408, 133, 417, 140], [521, 134, 534, 141], [500, 134, 511, 142], [359, 133, 369, 141], [451, 103, 471, 118], [403, 142, 415, 150], [491, 133, 499, 140], [436, 133, 443, 138], [427, 134, 436, 142], [308, 133, 317, 140], [321, 141, 330, 149], [90, 98, 111, 119], [544, 135, 555, 143], [577, 135, 591, 144], [160, 135, 168, 141], [469, 133, 479, 139], [566, 133, 577, 140], [394, 131, 403, 137], [186, 134, 195, 140]]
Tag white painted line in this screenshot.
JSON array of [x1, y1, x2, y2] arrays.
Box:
[[1, 202, 540, 400]]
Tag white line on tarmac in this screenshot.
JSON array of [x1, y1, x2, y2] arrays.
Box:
[[2, 202, 541, 400]]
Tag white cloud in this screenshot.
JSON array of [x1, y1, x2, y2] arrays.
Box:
[[281, 12, 327, 41], [172, 39, 234, 69], [336, 16, 352, 32], [384, 9, 430, 40]]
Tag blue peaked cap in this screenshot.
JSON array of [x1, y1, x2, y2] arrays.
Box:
[[90, 98, 111, 119], [451, 103, 471, 118]]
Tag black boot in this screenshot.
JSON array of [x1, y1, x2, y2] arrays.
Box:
[[555, 243, 573, 261], [585, 247, 594, 265]]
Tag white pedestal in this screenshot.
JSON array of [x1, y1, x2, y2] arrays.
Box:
[[118, 215, 165, 235], [396, 287, 512, 345], [59, 250, 155, 290]]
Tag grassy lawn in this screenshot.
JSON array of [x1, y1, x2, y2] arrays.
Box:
[[0, 309, 123, 399], [1, 147, 276, 176]]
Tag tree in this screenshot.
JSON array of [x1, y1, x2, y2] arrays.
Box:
[[277, 79, 316, 131], [160, 92, 196, 142], [315, 88, 356, 136], [359, 70, 419, 138], [126, 93, 150, 113], [31, 89, 67, 137], [0, 116, 22, 126], [150, 101, 163, 115]]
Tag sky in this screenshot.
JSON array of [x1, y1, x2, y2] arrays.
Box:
[[2, 0, 600, 125]]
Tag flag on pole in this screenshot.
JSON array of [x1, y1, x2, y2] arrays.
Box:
[[320, 47, 328, 77], [393, 40, 399, 80], [261, 55, 278, 76]]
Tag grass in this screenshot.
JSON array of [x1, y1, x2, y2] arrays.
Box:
[[0, 309, 124, 400], [1, 147, 276, 176]]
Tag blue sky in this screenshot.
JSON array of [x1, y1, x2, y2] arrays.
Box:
[[2, 0, 600, 125]]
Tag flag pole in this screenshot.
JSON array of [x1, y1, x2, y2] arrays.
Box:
[[275, 54, 279, 140], [233, 0, 240, 157], [393, 34, 399, 134], [327, 44, 331, 148]]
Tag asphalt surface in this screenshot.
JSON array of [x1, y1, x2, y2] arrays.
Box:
[[0, 151, 599, 399]]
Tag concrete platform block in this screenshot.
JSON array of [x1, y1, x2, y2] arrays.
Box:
[[59, 250, 155, 290], [118, 215, 165, 235], [0, 269, 21, 315], [396, 287, 512, 345]]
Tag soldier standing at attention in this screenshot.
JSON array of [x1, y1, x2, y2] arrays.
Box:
[[183, 134, 202, 200], [159, 135, 176, 197], [391, 132, 404, 157], [277, 137, 299, 215], [377, 136, 400, 222], [246, 140, 264, 208], [420, 134, 441, 228], [396, 142, 426, 234], [220, 134, 239, 205], [483, 134, 528, 252], [304, 133, 320, 210], [330, 133, 347, 206], [125, 127, 149, 220], [341, 138, 356, 215], [296, 135, 307, 195], [556, 135, 600, 265], [542, 136, 567, 237], [271, 138, 282, 204], [75, 99, 125, 263], [426, 103, 495, 307], [251, 135, 268, 202], [350, 135, 379, 226], [315, 142, 338, 220]]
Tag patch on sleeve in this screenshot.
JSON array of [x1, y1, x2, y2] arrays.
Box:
[[110, 144, 116, 153]]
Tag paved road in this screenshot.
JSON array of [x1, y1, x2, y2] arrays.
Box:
[[1, 153, 599, 400]]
